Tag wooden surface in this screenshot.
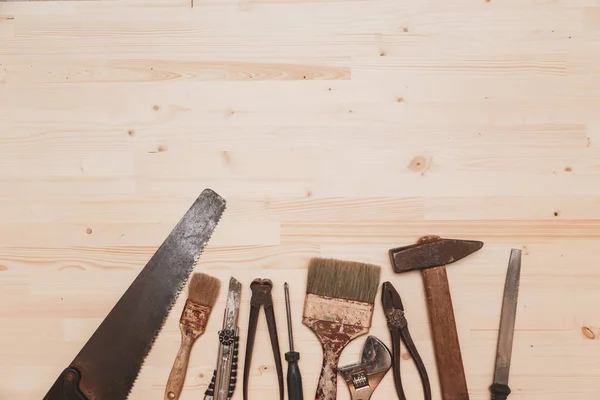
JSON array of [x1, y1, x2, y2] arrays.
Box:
[[0, 0, 599, 398]]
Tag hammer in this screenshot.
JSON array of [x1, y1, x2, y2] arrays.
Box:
[[389, 235, 483, 400]]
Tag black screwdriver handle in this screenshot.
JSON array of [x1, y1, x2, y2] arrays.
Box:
[[285, 351, 303, 400]]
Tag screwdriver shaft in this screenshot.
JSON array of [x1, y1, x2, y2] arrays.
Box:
[[284, 282, 303, 400], [284, 283, 294, 351]]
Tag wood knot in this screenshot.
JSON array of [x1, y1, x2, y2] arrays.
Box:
[[152, 105, 160, 111], [222, 151, 232, 165], [408, 155, 430, 173], [396, 97, 405, 103], [401, 352, 411, 360], [564, 167, 572, 172], [582, 326, 595, 340], [403, 27, 409, 32], [86, 228, 93, 235], [127, 129, 135, 136]]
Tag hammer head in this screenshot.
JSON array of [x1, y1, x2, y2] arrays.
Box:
[[389, 236, 483, 273]]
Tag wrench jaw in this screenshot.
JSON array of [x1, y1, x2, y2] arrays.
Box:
[[339, 336, 392, 400]]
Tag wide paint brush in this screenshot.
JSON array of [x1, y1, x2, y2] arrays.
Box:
[[302, 257, 381, 400], [165, 273, 221, 400]]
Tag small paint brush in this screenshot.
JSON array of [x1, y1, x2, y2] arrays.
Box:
[[165, 273, 221, 400], [302, 257, 381, 400]]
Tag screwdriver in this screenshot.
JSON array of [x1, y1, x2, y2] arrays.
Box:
[[284, 282, 304, 400]]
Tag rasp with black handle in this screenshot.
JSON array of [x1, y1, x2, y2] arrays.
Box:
[[490, 249, 522, 400], [43, 188, 227, 400]]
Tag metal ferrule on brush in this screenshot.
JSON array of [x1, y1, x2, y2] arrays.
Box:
[[302, 294, 375, 328], [180, 299, 212, 335]]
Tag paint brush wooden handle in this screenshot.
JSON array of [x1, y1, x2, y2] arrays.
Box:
[[163, 276, 218, 400], [165, 332, 195, 400], [315, 342, 345, 400]]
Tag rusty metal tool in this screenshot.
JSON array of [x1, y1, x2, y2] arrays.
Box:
[[42, 189, 226, 400], [338, 336, 392, 400], [243, 279, 284, 400], [204, 277, 242, 400], [382, 281, 431, 400], [389, 236, 484, 400], [490, 249, 522, 400]]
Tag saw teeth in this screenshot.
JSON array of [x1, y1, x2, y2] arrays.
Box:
[[119, 201, 226, 398]]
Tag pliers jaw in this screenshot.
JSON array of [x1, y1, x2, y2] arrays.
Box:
[[249, 279, 274, 308], [382, 282, 408, 331], [244, 278, 284, 400], [382, 281, 404, 313], [381, 281, 431, 400]]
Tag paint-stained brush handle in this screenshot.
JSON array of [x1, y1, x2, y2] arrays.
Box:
[[315, 345, 345, 400], [165, 333, 195, 400]]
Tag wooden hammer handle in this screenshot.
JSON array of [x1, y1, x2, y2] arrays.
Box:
[[422, 266, 469, 400], [165, 332, 195, 400]]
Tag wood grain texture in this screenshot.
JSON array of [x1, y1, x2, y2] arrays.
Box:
[[0, 0, 599, 398]]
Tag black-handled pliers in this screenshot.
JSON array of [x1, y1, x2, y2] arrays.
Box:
[[243, 279, 284, 400], [382, 281, 432, 400]]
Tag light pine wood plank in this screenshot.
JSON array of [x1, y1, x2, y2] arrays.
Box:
[[1, 0, 600, 398]]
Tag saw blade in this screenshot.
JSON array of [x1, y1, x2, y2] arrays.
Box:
[[492, 248, 522, 388], [53, 189, 226, 400]]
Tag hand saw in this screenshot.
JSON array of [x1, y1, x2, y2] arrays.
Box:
[[43, 189, 227, 400]]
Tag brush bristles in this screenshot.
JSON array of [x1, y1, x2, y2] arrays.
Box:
[[306, 257, 381, 303], [188, 272, 221, 308]]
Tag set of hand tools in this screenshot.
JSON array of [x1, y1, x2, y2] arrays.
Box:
[[41, 189, 523, 400]]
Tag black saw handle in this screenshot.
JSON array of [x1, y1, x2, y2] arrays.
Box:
[[43, 367, 88, 400]]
